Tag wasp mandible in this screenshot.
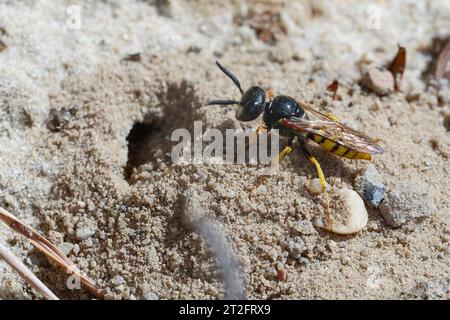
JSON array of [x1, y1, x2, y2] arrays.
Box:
[[206, 61, 384, 228]]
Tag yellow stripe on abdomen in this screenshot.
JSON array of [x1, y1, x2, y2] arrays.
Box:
[[320, 139, 336, 151], [309, 134, 371, 160], [351, 152, 371, 160]]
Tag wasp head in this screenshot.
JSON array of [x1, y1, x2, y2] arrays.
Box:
[[206, 61, 266, 122], [236, 86, 266, 121]]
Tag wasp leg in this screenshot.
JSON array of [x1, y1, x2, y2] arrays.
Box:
[[300, 144, 333, 228], [267, 89, 274, 102], [256, 125, 268, 135], [248, 125, 269, 150], [271, 137, 294, 167]]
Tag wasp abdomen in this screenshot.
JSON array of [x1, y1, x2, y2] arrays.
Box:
[[309, 134, 371, 160]]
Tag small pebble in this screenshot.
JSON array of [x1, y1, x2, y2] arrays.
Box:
[[143, 292, 159, 300], [111, 275, 124, 286], [354, 164, 385, 208], [256, 185, 267, 194], [359, 248, 369, 256], [75, 218, 96, 241], [87, 200, 96, 212], [267, 267, 277, 278], [275, 262, 284, 271], [298, 257, 310, 267], [58, 242, 74, 256], [116, 285, 125, 293], [360, 64, 394, 96], [293, 176, 305, 185], [341, 256, 351, 265], [292, 220, 316, 235], [315, 189, 368, 234], [287, 238, 305, 259], [327, 240, 338, 251], [375, 239, 384, 248], [380, 181, 437, 227], [308, 178, 323, 195], [276, 268, 287, 281], [72, 244, 80, 254]]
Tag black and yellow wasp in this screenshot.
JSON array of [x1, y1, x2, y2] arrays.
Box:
[[206, 61, 384, 226]]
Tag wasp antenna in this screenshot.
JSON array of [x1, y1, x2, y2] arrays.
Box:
[[206, 99, 240, 106], [215, 61, 244, 95]]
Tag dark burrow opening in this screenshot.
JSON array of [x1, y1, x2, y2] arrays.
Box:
[[123, 81, 200, 183], [124, 121, 159, 181]]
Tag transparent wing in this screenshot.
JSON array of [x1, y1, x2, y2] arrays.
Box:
[[280, 102, 384, 154]]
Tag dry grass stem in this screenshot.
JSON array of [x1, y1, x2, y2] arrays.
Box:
[[0, 206, 103, 299], [0, 241, 59, 300]]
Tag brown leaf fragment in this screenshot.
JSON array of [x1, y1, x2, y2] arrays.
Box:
[[388, 45, 406, 91], [435, 40, 450, 87], [276, 268, 286, 281], [123, 52, 141, 62], [326, 80, 342, 100], [327, 80, 339, 93]]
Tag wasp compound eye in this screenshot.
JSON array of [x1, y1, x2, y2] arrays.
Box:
[[236, 86, 266, 121]]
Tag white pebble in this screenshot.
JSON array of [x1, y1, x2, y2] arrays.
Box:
[[341, 256, 351, 265], [75, 220, 96, 240], [308, 178, 323, 195], [315, 189, 368, 234], [143, 292, 159, 300], [111, 275, 124, 286], [58, 242, 74, 256], [256, 185, 267, 194]]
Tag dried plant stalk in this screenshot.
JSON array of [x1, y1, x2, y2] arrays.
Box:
[[0, 206, 103, 299], [435, 40, 450, 87], [0, 241, 59, 300]]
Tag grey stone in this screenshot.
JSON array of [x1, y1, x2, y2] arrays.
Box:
[[355, 164, 385, 208], [380, 181, 437, 228], [286, 238, 305, 259], [75, 218, 97, 240], [292, 220, 316, 235]]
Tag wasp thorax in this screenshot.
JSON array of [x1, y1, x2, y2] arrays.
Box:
[[236, 86, 266, 121]]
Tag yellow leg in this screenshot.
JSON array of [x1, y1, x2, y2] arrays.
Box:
[[277, 145, 292, 161], [256, 125, 268, 135], [267, 89, 274, 101], [302, 146, 333, 228], [271, 139, 293, 167]]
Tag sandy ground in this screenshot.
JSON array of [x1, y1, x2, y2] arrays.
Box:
[[0, 0, 449, 299]]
